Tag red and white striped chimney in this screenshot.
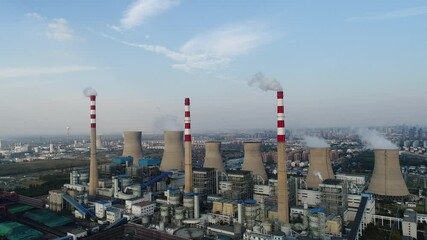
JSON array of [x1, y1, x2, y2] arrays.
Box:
[[277, 90, 289, 225], [184, 98, 193, 193], [88, 95, 98, 196], [277, 91, 285, 142]]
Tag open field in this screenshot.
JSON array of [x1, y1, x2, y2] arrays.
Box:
[[0, 158, 109, 176]]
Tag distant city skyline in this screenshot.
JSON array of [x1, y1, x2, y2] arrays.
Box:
[[0, 1, 426, 136]]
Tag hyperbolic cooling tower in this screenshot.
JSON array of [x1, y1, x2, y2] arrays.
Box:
[[203, 141, 225, 172], [96, 135, 103, 148], [122, 131, 143, 166], [368, 149, 409, 198], [306, 148, 334, 189], [160, 131, 184, 171], [241, 142, 268, 181]]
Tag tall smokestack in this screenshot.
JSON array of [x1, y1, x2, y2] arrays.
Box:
[[241, 142, 267, 182], [306, 147, 334, 189], [160, 131, 184, 171], [276, 91, 289, 224], [122, 131, 143, 166], [203, 141, 225, 172], [88, 94, 98, 196], [184, 98, 193, 193], [368, 149, 409, 198]]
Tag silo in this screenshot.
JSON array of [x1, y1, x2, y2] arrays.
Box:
[[306, 148, 334, 189], [160, 131, 184, 171], [122, 131, 143, 166], [203, 141, 225, 172], [368, 149, 409, 198], [241, 142, 268, 182]]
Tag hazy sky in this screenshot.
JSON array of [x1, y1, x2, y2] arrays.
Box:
[[1, 1, 426, 136]]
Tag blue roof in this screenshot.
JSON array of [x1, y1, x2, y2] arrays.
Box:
[[98, 200, 110, 204], [310, 208, 326, 214], [112, 156, 133, 164], [244, 199, 257, 204], [138, 158, 161, 166]]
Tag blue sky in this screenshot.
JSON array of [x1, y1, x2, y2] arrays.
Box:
[[0, 1, 426, 136]]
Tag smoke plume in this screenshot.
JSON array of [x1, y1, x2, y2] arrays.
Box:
[[303, 136, 329, 148], [248, 72, 282, 91], [358, 129, 397, 149], [152, 114, 181, 132], [83, 87, 97, 97], [314, 171, 323, 181]]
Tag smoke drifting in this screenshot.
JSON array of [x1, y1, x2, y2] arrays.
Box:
[[314, 171, 324, 181], [248, 72, 282, 91], [152, 114, 181, 132], [303, 136, 329, 148], [358, 129, 397, 150], [83, 87, 97, 97]]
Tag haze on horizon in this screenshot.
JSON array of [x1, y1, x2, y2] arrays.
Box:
[[0, 1, 426, 136]]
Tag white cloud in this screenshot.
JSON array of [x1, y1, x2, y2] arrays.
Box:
[[347, 6, 427, 22], [113, 21, 278, 71], [0, 66, 97, 79], [117, 0, 180, 30], [25, 12, 46, 20], [46, 18, 77, 42]]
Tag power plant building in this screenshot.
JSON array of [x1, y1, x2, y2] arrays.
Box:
[[193, 168, 217, 196]]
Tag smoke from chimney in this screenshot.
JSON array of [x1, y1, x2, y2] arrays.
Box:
[[303, 136, 329, 148], [248, 72, 282, 91], [152, 114, 181, 132], [83, 87, 97, 97], [358, 129, 397, 149]]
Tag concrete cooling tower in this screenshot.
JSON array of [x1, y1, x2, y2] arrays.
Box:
[[122, 131, 143, 166], [368, 149, 409, 198], [160, 131, 184, 171], [203, 141, 225, 172], [96, 135, 103, 148], [241, 142, 268, 182], [306, 148, 334, 189]]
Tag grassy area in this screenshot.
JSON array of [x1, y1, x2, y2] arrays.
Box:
[[14, 173, 69, 197], [0, 158, 112, 177]]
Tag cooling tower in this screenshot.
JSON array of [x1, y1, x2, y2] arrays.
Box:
[[184, 98, 193, 193], [241, 142, 268, 181], [160, 131, 184, 171], [306, 148, 334, 189], [122, 131, 143, 166], [203, 141, 225, 172], [88, 95, 98, 196], [276, 91, 289, 224], [96, 135, 103, 148], [368, 149, 409, 198]]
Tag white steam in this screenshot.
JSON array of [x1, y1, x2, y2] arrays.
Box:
[[358, 129, 397, 150], [314, 171, 323, 181], [83, 87, 97, 97], [303, 136, 329, 148], [248, 72, 282, 91], [152, 114, 181, 132]]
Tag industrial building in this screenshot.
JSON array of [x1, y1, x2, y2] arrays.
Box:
[[13, 90, 417, 240]]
